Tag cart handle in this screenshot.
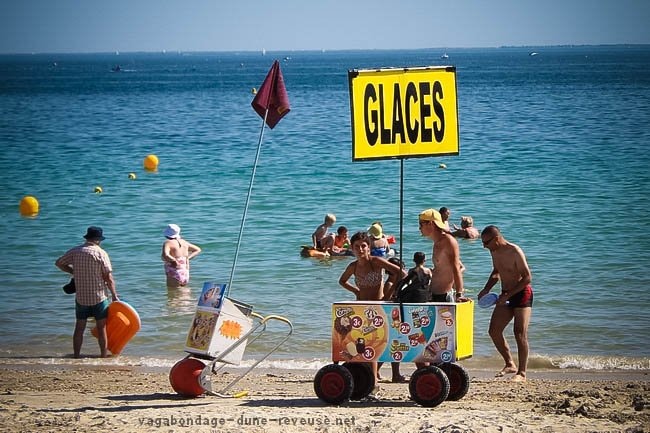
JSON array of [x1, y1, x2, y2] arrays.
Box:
[[202, 314, 293, 397]]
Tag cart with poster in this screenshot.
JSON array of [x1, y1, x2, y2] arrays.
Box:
[[169, 281, 293, 398], [312, 65, 471, 407], [314, 299, 473, 407]]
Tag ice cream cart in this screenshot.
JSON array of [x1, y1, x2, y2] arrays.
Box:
[[314, 299, 473, 407], [170, 282, 293, 398]]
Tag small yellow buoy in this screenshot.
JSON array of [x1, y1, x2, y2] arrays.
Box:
[[251, 87, 257, 95], [128, 172, 136, 180], [94, 186, 103, 194], [438, 163, 447, 169], [19, 195, 39, 217], [144, 154, 159, 171]]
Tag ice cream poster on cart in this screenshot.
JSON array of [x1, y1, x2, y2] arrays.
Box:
[[184, 282, 252, 364], [331, 302, 457, 364]]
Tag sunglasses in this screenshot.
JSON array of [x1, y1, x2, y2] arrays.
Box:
[[482, 236, 496, 247]]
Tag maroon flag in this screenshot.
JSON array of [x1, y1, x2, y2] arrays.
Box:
[[251, 60, 291, 129]]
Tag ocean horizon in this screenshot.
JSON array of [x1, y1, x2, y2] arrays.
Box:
[[3, 42, 649, 56]]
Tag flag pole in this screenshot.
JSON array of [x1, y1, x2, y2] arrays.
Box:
[[228, 60, 289, 297], [226, 110, 268, 298]]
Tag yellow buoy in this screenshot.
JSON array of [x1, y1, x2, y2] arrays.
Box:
[[128, 172, 136, 180], [438, 163, 447, 169], [19, 195, 39, 217], [94, 186, 103, 194], [144, 154, 159, 171], [251, 87, 257, 95]]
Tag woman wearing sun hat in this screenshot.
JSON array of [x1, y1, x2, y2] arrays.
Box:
[[367, 221, 391, 257], [161, 224, 202, 288]]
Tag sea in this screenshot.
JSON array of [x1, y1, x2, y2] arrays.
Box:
[[1, 45, 649, 373]]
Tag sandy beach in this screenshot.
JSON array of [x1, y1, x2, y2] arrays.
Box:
[[0, 363, 647, 433]]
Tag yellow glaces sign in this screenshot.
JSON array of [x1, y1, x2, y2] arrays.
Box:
[[348, 66, 459, 161]]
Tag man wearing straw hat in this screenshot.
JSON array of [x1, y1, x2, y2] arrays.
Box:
[[55, 226, 118, 358]]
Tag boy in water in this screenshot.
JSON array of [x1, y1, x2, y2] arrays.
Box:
[[331, 225, 351, 256], [452, 216, 480, 239], [312, 213, 336, 250], [411, 251, 433, 289]]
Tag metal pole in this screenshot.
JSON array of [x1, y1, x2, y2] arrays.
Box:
[[226, 110, 268, 297]]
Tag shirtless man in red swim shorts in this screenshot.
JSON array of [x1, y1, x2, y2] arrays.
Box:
[[478, 225, 533, 382]]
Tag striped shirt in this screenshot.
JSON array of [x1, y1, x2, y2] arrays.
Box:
[[57, 243, 113, 306]]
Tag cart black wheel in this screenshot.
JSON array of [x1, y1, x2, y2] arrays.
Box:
[[343, 362, 375, 400], [439, 363, 470, 401], [314, 364, 353, 405], [409, 366, 450, 407]]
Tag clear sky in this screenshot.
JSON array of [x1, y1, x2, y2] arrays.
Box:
[[1, 0, 649, 54]]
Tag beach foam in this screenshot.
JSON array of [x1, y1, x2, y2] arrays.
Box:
[[1, 353, 648, 372]]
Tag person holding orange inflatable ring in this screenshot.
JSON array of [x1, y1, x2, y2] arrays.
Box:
[[55, 226, 118, 358]]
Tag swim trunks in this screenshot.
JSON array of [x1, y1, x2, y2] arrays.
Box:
[[430, 292, 453, 303], [76, 299, 110, 320], [165, 256, 189, 285], [370, 247, 388, 257], [506, 285, 534, 308]]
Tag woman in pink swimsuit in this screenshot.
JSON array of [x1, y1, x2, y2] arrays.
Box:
[[161, 224, 202, 288]]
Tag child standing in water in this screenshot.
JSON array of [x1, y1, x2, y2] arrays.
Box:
[[411, 251, 433, 290]]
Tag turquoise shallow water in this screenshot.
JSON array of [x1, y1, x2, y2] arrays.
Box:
[[1, 46, 649, 370]]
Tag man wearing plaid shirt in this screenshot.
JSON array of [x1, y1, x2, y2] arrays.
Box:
[[56, 226, 119, 358]]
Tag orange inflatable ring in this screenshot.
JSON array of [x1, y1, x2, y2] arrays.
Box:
[[91, 301, 141, 355]]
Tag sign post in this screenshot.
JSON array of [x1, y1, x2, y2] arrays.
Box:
[[348, 66, 459, 258]]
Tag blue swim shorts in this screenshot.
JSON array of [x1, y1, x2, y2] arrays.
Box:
[[75, 299, 110, 320]]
